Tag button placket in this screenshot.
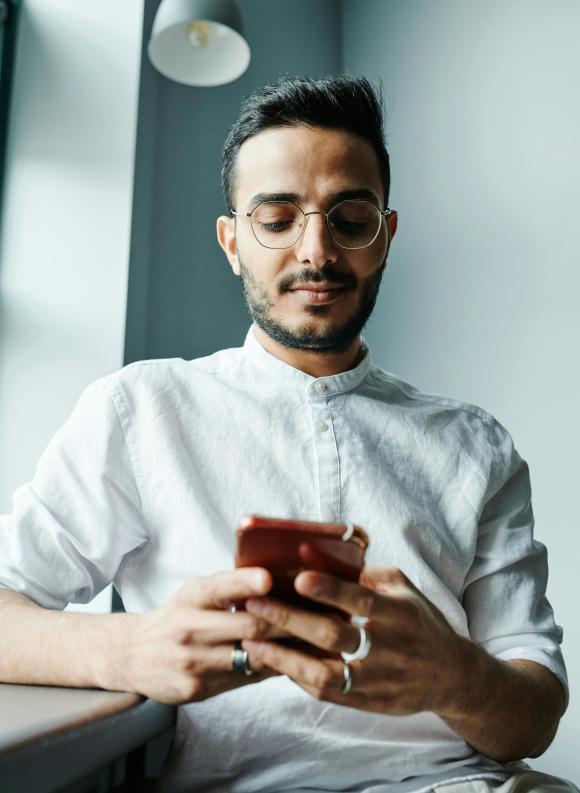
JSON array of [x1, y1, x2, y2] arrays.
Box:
[[308, 387, 341, 524]]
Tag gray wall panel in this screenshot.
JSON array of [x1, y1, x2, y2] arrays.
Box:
[[125, 0, 340, 363]]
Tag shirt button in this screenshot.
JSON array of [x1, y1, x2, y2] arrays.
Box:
[[315, 382, 329, 393], [317, 421, 329, 432]]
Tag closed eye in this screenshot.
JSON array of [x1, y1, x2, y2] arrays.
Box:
[[331, 220, 368, 234], [260, 221, 295, 232]]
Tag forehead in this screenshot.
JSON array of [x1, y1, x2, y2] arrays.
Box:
[[233, 125, 384, 208]]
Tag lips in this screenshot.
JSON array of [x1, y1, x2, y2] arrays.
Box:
[[289, 282, 345, 292], [288, 284, 347, 304]]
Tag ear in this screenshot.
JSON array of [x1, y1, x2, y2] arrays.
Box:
[[386, 210, 398, 254], [217, 215, 240, 276]]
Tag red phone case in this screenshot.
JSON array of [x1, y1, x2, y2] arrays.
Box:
[[236, 515, 369, 613]]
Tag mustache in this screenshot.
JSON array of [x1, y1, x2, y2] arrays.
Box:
[[278, 267, 357, 293]]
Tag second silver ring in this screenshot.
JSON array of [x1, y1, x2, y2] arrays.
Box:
[[341, 661, 352, 694]]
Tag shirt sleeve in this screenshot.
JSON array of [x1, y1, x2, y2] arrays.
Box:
[[461, 417, 569, 712], [0, 376, 149, 610]]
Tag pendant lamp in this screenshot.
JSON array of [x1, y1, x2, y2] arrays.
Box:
[[148, 0, 250, 86]]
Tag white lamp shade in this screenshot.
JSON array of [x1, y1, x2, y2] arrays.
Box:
[[148, 0, 251, 87]]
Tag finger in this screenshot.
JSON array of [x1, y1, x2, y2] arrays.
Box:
[[245, 596, 362, 655], [299, 681, 371, 712], [292, 571, 381, 620], [293, 567, 417, 622], [181, 641, 274, 676], [180, 568, 273, 609], [246, 598, 360, 653], [176, 609, 293, 644], [243, 639, 346, 695], [173, 658, 278, 702]]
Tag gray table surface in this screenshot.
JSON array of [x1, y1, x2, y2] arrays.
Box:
[[0, 683, 176, 792]]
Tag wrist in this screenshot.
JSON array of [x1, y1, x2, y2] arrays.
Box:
[[91, 612, 140, 693], [435, 634, 490, 721], [434, 640, 563, 761]]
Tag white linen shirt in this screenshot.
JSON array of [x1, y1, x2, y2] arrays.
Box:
[[0, 325, 568, 793]]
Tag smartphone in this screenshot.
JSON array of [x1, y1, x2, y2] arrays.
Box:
[[235, 515, 369, 614]]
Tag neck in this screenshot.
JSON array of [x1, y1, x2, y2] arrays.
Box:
[[253, 325, 365, 378]]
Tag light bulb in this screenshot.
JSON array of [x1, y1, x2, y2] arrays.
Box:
[[186, 21, 214, 48]]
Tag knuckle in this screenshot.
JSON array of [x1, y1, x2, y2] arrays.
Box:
[[319, 621, 343, 650], [245, 617, 266, 640], [173, 625, 194, 646], [176, 575, 206, 604], [176, 650, 198, 674], [273, 604, 291, 629], [181, 677, 203, 701], [388, 567, 406, 583], [194, 576, 212, 602], [246, 653, 266, 673], [312, 664, 335, 691], [357, 590, 377, 618]]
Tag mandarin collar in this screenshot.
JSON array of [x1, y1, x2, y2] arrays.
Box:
[[243, 324, 372, 397]]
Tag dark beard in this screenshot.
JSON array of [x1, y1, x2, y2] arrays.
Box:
[[238, 258, 386, 354]]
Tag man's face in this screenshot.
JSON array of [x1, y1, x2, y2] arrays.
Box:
[[218, 125, 397, 354]]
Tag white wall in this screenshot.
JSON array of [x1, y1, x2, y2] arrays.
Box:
[[342, 0, 580, 781], [0, 0, 144, 613]]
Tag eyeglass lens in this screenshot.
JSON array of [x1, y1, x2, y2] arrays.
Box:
[[250, 201, 382, 250]]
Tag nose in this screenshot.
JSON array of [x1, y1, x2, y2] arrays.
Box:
[[294, 212, 339, 268]]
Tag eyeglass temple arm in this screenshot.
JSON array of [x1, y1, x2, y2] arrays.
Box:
[[231, 207, 392, 217]]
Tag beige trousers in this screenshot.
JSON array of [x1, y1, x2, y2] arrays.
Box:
[[434, 770, 579, 792]]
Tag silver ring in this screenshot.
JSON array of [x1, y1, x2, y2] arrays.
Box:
[[231, 641, 253, 676], [341, 661, 352, 694], [340, 618, 371, 663]]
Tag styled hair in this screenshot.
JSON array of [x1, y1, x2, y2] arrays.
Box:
[[221, 74, 390, 210]]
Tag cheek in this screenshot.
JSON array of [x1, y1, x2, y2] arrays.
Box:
[[348, 224, 389, 272], [350, 249, 386, 280], [238, 243, 292, 283]]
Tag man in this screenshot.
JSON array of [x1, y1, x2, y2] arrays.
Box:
[[0, 76, 575, 792]]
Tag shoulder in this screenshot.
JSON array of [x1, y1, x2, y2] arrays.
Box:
[[366, 364, 494, 422], [364, 365, 517, 466], [58, 347, 244, 434], [88, 345, 244, 400]]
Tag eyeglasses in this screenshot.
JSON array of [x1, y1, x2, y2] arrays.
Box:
[[231, 199, 392, 250]]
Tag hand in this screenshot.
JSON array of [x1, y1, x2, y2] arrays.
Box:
[[123, 568, 284, 704], [243, 566, 469, 717]]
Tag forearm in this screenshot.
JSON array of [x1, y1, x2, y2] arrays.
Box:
[[440, 635, 564, 761], [0, 588, 135, 692]]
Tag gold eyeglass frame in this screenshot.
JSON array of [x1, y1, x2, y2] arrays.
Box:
[[230, 199, 392, 250]]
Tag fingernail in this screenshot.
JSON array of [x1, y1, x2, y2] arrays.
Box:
[[297, 573, 322, 596], [250, 570, 269, 589]]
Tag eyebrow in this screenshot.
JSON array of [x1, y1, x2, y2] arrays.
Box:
[[328, 189, 382, 207], [246, 192, 300, 210], [245, 188, 383, 212]]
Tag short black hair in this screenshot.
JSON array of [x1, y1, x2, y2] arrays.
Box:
[[222, 74, 390, 210]]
